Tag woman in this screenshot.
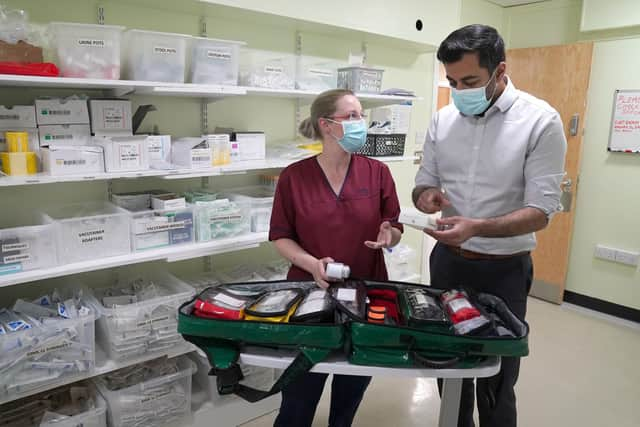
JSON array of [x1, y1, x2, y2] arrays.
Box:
[[269, 89, 404, 427]]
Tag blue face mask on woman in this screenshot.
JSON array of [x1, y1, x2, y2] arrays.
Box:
[[326, 118, 368, 153], [451, 68, 498, 116]]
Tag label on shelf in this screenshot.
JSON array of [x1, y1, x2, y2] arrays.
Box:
[[77, 229, 105, 244], [2, 242, 29, 252], [139, 221, 186, 234], [207, 50, 231, 60], [3, 253, 31, 264], [77, 39, 106, 48], [308, 68, 333, 77], [264, 65, 283, 74], [154, 46, 178, 55]]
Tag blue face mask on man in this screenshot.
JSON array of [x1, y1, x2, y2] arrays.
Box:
[[451, 68, 498, 116], [326, 118, 367, 153]]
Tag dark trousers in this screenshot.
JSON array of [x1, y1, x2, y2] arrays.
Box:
[[274, 373, 371, 427], [430, 243, 533, 427]]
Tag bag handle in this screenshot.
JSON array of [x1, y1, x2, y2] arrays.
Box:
[[410, 351, 461, 369]]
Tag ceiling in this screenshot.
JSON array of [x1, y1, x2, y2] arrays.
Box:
[[485, 0, 549, 6]]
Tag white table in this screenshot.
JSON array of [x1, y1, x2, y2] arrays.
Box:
[[239, 347, 501, 427]]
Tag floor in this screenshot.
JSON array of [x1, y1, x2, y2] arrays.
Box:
[[241, 297, 640, 427]]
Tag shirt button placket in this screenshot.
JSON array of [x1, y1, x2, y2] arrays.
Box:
[[466, 117, 486, 215]]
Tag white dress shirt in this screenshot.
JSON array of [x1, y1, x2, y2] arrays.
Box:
[[415, 77, 567, 255]]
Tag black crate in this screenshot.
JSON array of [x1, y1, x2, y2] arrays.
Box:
[[358, 134, 405, 157]]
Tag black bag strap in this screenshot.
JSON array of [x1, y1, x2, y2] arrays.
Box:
[[401, 334, 464, 369]]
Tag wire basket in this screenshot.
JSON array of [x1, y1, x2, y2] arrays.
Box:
[[358, 134, 405, 157]]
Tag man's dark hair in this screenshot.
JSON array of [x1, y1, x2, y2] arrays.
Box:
[[437, 24, 505, 73]]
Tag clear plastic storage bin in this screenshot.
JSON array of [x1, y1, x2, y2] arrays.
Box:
[[41, 201, 131, 265], [124, 30, 190, 83], [0, 381, 107, 427], [94, 356, 195, 427], [296, 56, 344, 91], [337, 66, 384, 93], [0, 215, 57, 276], [194, 199, 251, 242], [190, 37, 244, 85], [218, 186, 274, 233], [49, 22, 124, 79], [239, 49, 296, 89], [128, 207, 195, 251], [88, 270, 195, 362], [0, 302, 95, 398]]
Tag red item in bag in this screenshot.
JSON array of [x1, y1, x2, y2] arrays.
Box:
[[441, 290, 489, 335], [0, 62, 60, 77]]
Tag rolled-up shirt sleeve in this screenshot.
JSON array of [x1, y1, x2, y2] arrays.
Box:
[[268, 171, 297, 241], [524, 113, 568, 218], [415, 113, 441, 189]]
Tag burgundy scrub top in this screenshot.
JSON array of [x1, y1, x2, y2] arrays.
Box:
[[269, 154, 403, 281]]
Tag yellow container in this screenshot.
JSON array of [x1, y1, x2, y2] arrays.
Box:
[[0, 152, 38, 175], [5, 131, 29, 152]]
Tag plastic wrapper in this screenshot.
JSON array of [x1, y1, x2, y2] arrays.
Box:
[[244, 289, 303, 322], [441, 290, 490, 335], [401, 287, 449, 327], [0, 62, 58, 76], [290, 289, 334, 323], [330, 281, 367, 321], [192, 288, 260, 320]]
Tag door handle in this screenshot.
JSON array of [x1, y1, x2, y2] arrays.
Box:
[[569, 114, 579, 136], [559, 177, 573, 212]]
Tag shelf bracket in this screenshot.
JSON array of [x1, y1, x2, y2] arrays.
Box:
[[361, 41, 368, 64], [98, 5, 105, 25], [107, 179, 113, 200]]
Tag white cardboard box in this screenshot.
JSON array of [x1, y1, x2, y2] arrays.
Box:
[[93, 135, 150, 172], [89, 99, 133, 136], [35, 99, 90, 125], [0, 128, 40, 151], [42, 145, 105, 176], [369, 105, 412, 135], [172, 137, 212, 169], [151, 194, 187, 211], [147, 135, 172, 168], [234, 132, 265, 161], [38, 124, 92, 147], [398, 207, 438, 231], [0, 106, 37, 128]]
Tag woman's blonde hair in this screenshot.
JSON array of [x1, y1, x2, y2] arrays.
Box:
[[298, 89, 354, 139]]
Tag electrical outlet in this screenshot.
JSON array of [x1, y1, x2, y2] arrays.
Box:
[[594, 245, 617, 262], [615, 249, 640, 267]]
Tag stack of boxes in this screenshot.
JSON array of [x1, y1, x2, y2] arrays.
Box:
[[0, 105, 39, 175]]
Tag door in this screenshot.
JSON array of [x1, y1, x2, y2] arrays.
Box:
[[507, 43, 593, 303]]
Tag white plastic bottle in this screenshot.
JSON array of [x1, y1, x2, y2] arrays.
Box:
[[326, 262, 351, 280]]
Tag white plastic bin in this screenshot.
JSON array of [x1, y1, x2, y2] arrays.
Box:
[[239, 49, 296, 89], [337, 66, 384, 93], [49, 22, 124, 80], [0, 215, 57, 276], [194, 199, 252, 242], [124, 30, 190, 83], [41, 201, 131, 264], [218, 186, 274, 233], [0, 303, 95, 398], [296, 56, 344, 91], [88, 270, 195, 362], [128, 206, 195, 251], [190, 37, 244, 85], [94, 356, 195, 427], [0, 382, 107, 427]]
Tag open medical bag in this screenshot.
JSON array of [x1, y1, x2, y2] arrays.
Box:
[[178, 279, 529, 402]]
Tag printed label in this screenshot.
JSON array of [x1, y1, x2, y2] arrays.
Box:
[[46, 134, 74, 141], [139, 389, 172, 405], [44, 109, 71, 116], [362, 71, 380, 79], [77, 39, 105, 48], [27, 341, 72, 357], [415, 293, 428, 305], [308, 68, 333, 77], [56, 159, 87, 166], [154, 46, 178, 55], [264, 65, 284, 74], [78, 229, 105, 244], [336, 288, 356, 302], [136, 315, 171, 328], [102, 107, 125, 128], [141, 221, 186, 234], [208, 214, 242, 223], [0, 114, 20, 120], [448, 298, 473, 313], [2, 242, 29, 252], [214, 293, 245, 308], [118, 144, 142, 168], [4, 253, 31, 263], [207, 49, 232, 60]]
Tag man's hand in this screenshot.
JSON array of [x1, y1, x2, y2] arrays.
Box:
[[415, 187, 451, 214], [365, 221, 393, 250], [425, 216, 480, 246], [312, 257, 335, 289]]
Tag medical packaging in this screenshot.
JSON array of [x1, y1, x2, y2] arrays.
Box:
[[0, 105, 36, 128], [0, 152, 38, 175], [190, 37, 244, 85], [89, 100, 133, 137], [147, 135, 172, 169], [194, 198, 251, 242], [290, 289, 334, 323], [49, 22, 123, 79], [205, 134, 231, 166], [296, 56, 343, 91], [326, 262, 350, 280], [94, 356, 195, 427], [93, 136, 150, 172], [244, 289, 304, 322], [441, 290, 490, 335], [128, 206, 194, 251], [369, 104, 412, 135], [330, 282, 367, 321], [41, 201, 131, 264], [232, 132, 265, 162], [0, 128, 39, 152], [0, 214, 57, 275], [124, 30, 189, 83], [150, 194, 186, 211], [399, 287, 449, 327], [337, 66, 384, 93], [384, 243, 418, 282], [218, 185, 274, 233], [35, 98, 90, 126], [193, 288, 258, 320], [87, 271, 195, 361], [0, 290, 95, 398], [171, 137, 212, 169], [239, 49, 296, 89], [41, 145, 105, 176], [38, 124, 92, 147]]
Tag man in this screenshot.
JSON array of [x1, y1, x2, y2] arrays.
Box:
[[413, 24, 567, 427]]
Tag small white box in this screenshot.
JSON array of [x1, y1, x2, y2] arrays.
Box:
[[42, 145, 105, 176], [89, 99, 133, 136], [0, 105, 36, 128], [151, 194, 186, 211], [35, 98, 90, 125], [147, 134, 172, 168], [38, 124, 92, 146], [172, 137, 212, 169], [111, 191, 152, 211], [233, 132, 265, 161], [93, 136, 149, 172], [398, 207, 438, 231], [369, 105, 412, 135], [0, 128, 40, 151]]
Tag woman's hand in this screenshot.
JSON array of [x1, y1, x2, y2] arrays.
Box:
[[312, 257, 335, 289], [365, 221, 393, 250]]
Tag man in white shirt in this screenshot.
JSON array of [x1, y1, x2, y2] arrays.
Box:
[[413, 25, 567, 427]]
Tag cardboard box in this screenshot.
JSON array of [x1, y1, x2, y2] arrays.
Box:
[[0, 40, 43, 63], [171, 137, 212, 169], [41, 145, 105, 176], [38, 124, 91, 147], [151, 194, 187, 211], [147, 135, 172, 168], [89, 99, 133, 136], [93, 135, 150, 172], [0, 128, 39, 151], [35, 98, 90, 125], [0, 106, 37, 128], [233, 132, 265, 161]]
